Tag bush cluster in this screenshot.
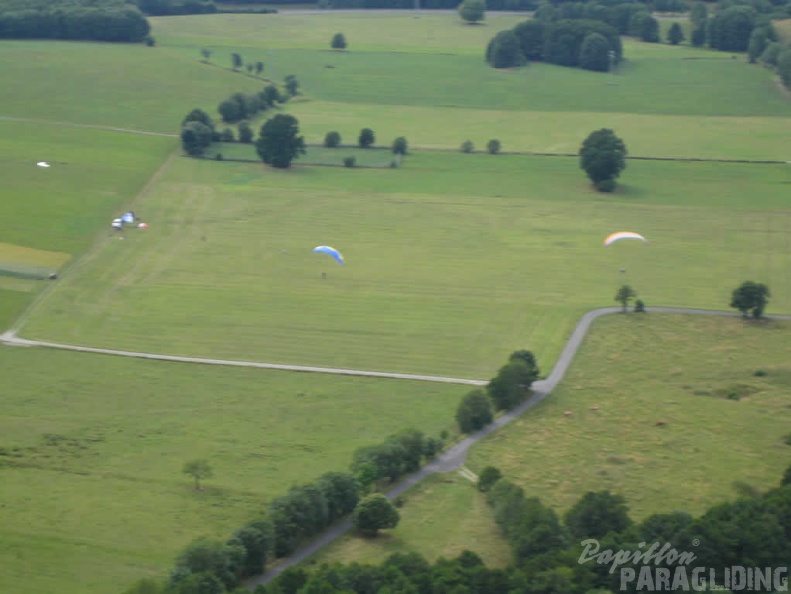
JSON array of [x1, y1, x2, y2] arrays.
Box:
[[487, 13, 623, 71], [218, 86, 281, 124], [351, 429, 443, 490]]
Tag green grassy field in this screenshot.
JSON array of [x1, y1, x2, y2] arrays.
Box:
[[18, 153, 791, 378], [1, 10, 791, 594], [0, 346, 463, 594], [311, 474, 512, 569], [469, 314, 791, 519]]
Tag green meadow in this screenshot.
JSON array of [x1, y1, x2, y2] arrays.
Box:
[[0, 347, 463, 594], [0, 8, 790, 594], [18, 153, 791, 378], [468, 313, 791, 518]]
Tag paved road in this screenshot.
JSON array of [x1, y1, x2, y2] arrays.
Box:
[[3, 306, 789, 589]]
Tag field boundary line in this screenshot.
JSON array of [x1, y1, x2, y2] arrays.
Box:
[[0, 115, 177, 137], [6, 150, 181, 337]]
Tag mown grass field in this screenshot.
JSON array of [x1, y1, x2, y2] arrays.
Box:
[[0, 346, 464, 594], [469, 314, 791, 519], [19, 153, 791, 378]]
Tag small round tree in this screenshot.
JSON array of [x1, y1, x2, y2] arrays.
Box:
[[352, 494, 400, 535], [461, 140, 474, 153], [256, 114, 306, 168], [456, 389, 493, 434], [579, 128, 627, 192], [358, 128, 375, 148], [391, 136, 408, 156], [485, 30, 526, 69], [331, 32, 347, 49], [477, 466, 502, 492], [325, 131, 341, 148], [458, 0, 486, 24], [487, 139, 501, 154]]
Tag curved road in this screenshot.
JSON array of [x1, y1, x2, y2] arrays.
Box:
[[4, 306, 789, 588]]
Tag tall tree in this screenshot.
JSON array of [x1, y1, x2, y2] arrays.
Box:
[[200, 47, 211, 62], [579, 128, 627, 192], [231, 52, 242, 70], [667, 22, 684, 45], [579, 32, 611, 72], [331, 32, 347, 49], [358, 128, 375, 148], [256, 114, 306, 168], [487, 359, 538, 411], [284, 74, 299, 97], [255, 61, 264, 75]]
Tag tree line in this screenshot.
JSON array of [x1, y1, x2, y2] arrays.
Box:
[[212, 464, 789, 594], [0, 0, 150, 42]]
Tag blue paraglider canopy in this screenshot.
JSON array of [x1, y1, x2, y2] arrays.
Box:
[[313, 245, 344, 265]]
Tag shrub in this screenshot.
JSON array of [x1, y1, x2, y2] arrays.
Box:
[[221, 127, 235, 142], [325, 131, 341, 148], [485, 29, 526, 68], [331, 32, 347, 49], [579, 32, 611, 72], [477, 466, 502, 492], [238, 122, 253, 144], [215, 153, 223, 161], [487, 139, 501, 154], [634, 299, 645, 312], [392, 136, 408, 155], [461, 140, 475, 153], [144, 35, 155, 46], [343, 156, 356, 167]]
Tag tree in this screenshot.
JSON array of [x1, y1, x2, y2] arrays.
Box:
[[639, 15, 660, 43], [358, 128, 375, 148], [219, 99, 242, 124], [324, 131, 341, 148], [182, 459, 213, 490], [667, 22, 684, 45], [317, 472, 360, 522], [512, 20, 546, 61], [180, 122, 213, 157], [730, 281, 770, 318], [182, 108, 213, 130], [231, 52, 242, 70], [246, 63, 253, 74], [238, 121, 253, 144], [221, 127, 235, 142], [260, 84, 281, 107], [456, 389, 493, 433], [485, 29, 525, 69], [487, 359, 537, 411], [691, 22, 707, 47], [352, 494, 400, 534], [391, 136, 408, 155], [200, 47, 211, 62], [564, 490, 633, 539], [256, 114, 306, 168], [579, 128, 627, 191], [578, 32, 610, 72], [255, 61, 263, 76], [782, 465, 791, 486], [487, 139, 501, 154], [508, 350, 540, 379], [778, 48, 791, 90], [748, 28, 767, 63], [331, 32, 347, 49], [707, 6, 754, 52], [458, 0, 486, 24], [284, 74, 299, 97], [477, 466, 502, 492], [461, 140, 474, 153], [615, 285, 636, 312], [690, 1, 707, 27], [227, 520, 273, 578]]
